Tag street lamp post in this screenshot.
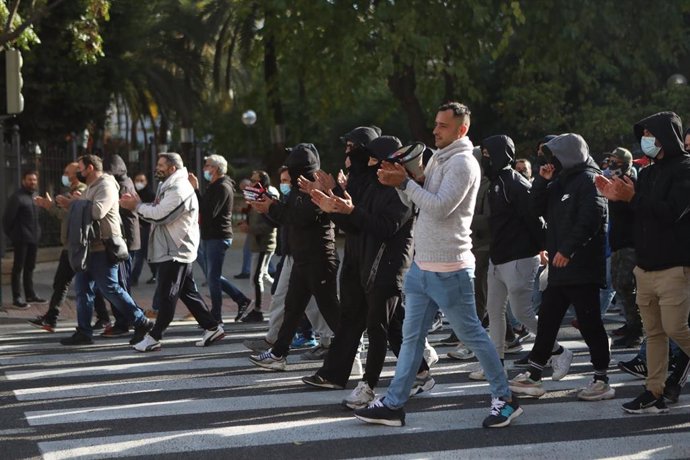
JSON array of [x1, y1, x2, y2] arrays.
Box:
[[241, 110, 257, 165]]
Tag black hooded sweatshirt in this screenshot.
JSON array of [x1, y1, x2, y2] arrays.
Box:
[[631, 112, 690, 270], [531, 133, 607, 287], [482, 135, 544, 265], [105, 154, 140, 251], [198, 175, 234, 240], [330, 136, 414, 292], [267, 144, 337, 265]]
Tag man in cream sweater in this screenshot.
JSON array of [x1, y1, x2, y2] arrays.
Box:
[[354, 102, 522, 429]]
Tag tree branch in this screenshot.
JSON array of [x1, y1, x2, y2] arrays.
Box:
[[0, 0, 68, 49]]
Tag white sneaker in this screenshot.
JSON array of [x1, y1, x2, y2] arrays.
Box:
[[468, 362, 486, 381], [196, 325, 225, 347], [551, 347, 573, 381], [409, 371, 436, 396], [133, 333, 161, 352], [423, 340, 439, 367], [447, 345, 475, 360], [577, 379, 615, 401], [351, 353, 363, 377], [249, 349, 287, 371], [342, 381, 375, 410]]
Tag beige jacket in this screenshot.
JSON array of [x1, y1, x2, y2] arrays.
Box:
[[83, 174, 122, 252]]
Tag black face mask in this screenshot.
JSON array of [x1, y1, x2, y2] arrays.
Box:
[[348, 146, 369, 174], [480, 156, 492, 177], [76, 170, 86, 183], [535, 155, 548, 167], [551, 156, 563, 175]]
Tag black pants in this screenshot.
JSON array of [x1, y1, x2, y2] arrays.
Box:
[[44, 250, 75, 323], [272, 258, 340, 358], [529, 284, 610, 371], [11, 241, 37, 300], [149, 260, 218, 340]]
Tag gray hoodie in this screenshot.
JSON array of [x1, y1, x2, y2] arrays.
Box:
[[400, 136, 479, 264]]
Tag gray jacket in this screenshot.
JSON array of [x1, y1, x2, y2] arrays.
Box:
[[66, 199, 95, 272]]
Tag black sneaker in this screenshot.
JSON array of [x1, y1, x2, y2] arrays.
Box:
[[241, 310, 264, 323], [129, 319, 154, 345], [301, 374, 344, 390], [663, 383, 682, 404], [234, 273, 250, 279], [612, 334, 642, 349], [427, 312, 443, 334], [512, 354, 530, 369], [235, 300, 254, 322], [354, 398, 405, 427], [482, 397, 523, 428], [622, 390, 669, 414], [92, 319, 112, 331], [146, 276, 157, 285], [618, 356, 647, 379], [100, 325, 130, 338], [60, 330, 94, 346], [11, 297, 30, 309], [431, 331, 460, 346], [26, 296, 47, 303], [28, 315, 56, 333]]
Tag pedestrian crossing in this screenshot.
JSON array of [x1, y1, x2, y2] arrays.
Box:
[[1, 320, 689, 459]]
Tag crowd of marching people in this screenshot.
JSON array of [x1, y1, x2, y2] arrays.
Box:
[[4, 101, 690, 430]]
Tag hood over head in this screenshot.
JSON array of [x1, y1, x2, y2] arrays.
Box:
[[634, 111, 686, 158], [340, 126, 382, 147], [367, 135, 402, 161], [481, 135, 515, 175], [543, 133, 589, 170], [104, 154, 128, 181], [285, 143, 320, 183]]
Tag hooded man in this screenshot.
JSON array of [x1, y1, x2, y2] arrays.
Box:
[[475, 135, 568, 381], [597, 112, 690, 413], [302, 135, 432, 408], [248, 143, 340, 370], [510, 133, 613, 402]]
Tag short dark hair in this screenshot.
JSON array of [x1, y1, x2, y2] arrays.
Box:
[[438, 102, 471, 118], [78, 154, 103, 172], [278, 165, 289, 175], [22, 169, 38, 179]]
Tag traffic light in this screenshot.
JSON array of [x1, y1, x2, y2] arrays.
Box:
[[5, 49, 23, 114]]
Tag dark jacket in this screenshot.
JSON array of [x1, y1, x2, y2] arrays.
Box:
[[631, 112, 690, 270], [267, 143, 337, 266], [531, 133, 607, 287], [199, 175, 234, 240], [482, 135, 544, 265], [66, 199, 95, 272], [608, 174, 636, 251], [105, 154, 140, 251], [3, 187, 41, 244]]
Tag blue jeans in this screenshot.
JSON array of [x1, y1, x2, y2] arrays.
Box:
[[384, 263, 511, 409], [198, 239, 250, 322], [74, 251, 146, 337]]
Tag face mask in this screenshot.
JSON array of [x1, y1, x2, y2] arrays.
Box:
[[279, 183, 291, 196], [134, 181, 146, 191], [61, 175, 70, 187], [76, 170, 86, 183], [551, 156, 563, 175], [480, 156, 492, 176], [641, 136, 661, 158], [203, 170, 213, 182], [608, 163, 629, 178]]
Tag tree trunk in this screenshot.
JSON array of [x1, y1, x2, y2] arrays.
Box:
[[387, 59, 434, 146], [263, 18, 286, 176]]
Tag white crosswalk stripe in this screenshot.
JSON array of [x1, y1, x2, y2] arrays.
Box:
[[1, 321, 689, 459]]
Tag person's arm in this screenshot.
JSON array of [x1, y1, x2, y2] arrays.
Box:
[[136, 185, 193, 225], [631, 165, 690, 224], [90, 183, 118, 221], [514, 179, 546, 249], [347, 191, 413, 240]]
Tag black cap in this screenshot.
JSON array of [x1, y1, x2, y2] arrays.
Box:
[[340, 126, 382, 147], [367, 135, 402, 161]]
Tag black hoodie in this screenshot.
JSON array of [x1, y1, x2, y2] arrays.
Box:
[[631, 112, 690, 270], [482, 135, 544, 265], [269, 144, 337, 265], [531, 133, 607, 287], [104, 154, 140, 251]]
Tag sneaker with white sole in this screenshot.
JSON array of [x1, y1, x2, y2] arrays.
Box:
[[577, 379, 615, 401], [482, 397, 523, 428], [196, 325, 225, 347], [342, 381, 376, 410], [504, 337, 524, 354], [243, 338, 273, 353], [300, 344, 329, 361], [550, 347, 573, 381], [249, 350, 287, 371], [509, 372, 546, 397], [133, 334, 161, 352], [354, 397, 405, 427], [447, 346, 475, 360], [469, 362, 486, 381], [409, 372, 436, 396], [302, 374, 344, 389], [423, 340, 439, 367], [622, 390, 669, 414]]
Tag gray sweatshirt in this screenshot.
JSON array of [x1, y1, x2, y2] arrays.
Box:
[[401, 137, 479, 264]]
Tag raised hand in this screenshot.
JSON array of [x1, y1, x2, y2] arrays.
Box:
[[377, 161, 407, 187], [539, 163, 555, 181]]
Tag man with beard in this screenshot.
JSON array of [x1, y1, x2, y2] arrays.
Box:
[[3, 170, 46, 308]]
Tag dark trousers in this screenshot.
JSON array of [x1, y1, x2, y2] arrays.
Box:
[[44, 249, 75, 323], [529, 284, 610, 371], [11, 241, 37, 300], [319, 273, 428, 388], [272, 259, 340, 358], [150, 260, 218, 340]]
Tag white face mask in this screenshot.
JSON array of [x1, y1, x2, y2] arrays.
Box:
[[134, 182, 146, 191], [641, 136, 661, 158], [61, 175, 70, 187]]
